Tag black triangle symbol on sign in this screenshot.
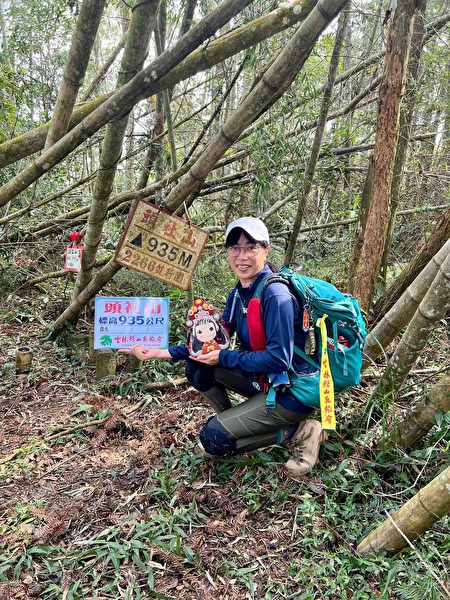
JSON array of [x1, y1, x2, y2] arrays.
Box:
[[130, 233, 142, 248]]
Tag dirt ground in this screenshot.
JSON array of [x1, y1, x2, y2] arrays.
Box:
[[1, 306, 448, 599], [0, 317, 333, 599]]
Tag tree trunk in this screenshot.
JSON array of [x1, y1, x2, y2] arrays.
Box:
[[383, 374, 450, 447], [44, 0, 107, 149], [0, 0, 314, 191], [370, 251, 450, 401], [348, 154, 374, 285], [163, 0, 349, 213], [72, 0, 160, 298], [373, 208, 450, 320], [179, 0, 198, 37], [380, 0, 427, 282], [284, 5, 349, 266], [351, 0, 416, 313], [363, 239, 450, 368]]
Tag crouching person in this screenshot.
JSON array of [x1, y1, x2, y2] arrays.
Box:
[[120, 217, 327, 477]]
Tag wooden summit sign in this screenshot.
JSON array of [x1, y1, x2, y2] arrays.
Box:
[[115, 200, 208, 290]]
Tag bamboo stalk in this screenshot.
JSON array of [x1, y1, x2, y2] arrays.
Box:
[[364, 238, 450, 367], [44, 0, 107, 149], [73, 0, 161, 298], [370, 252, 450, 400], [357, 465, 450, 556]]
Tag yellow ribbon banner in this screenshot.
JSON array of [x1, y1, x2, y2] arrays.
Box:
[[317, 314, 336, 431]]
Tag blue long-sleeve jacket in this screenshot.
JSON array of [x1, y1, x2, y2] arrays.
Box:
[[169, 265, 314, 376]]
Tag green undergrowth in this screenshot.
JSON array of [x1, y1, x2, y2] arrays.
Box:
[[1, 304, 449, 599], [1, 418, 449, 599]]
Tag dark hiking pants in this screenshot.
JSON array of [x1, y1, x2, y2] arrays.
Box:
[[185, 359, 313, 456]]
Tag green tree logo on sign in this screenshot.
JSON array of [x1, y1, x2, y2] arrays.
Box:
[[100, 335, 113, 346]]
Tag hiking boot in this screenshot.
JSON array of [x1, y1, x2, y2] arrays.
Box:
[[284, 420, 328, 478]]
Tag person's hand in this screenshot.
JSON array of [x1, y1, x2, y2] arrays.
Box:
[[191, 350, 221, 366], [118, 345, 169, 361]]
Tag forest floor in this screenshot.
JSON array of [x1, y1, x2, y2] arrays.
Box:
[[0, 290, 449, 600]]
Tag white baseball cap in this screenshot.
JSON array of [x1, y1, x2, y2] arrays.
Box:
[[225, 217, 270, 244]]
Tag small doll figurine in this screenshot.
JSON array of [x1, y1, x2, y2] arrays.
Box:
[[187, 298, 230, 357]]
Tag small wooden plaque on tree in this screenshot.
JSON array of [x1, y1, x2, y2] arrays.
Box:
[[115, 199, 208, 290]]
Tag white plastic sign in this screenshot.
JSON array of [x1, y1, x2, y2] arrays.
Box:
[[94, 296, 169, 350]]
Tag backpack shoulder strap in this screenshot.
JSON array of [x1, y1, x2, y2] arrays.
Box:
[[247, 272, 290, 351], [253, 271, 291, 300]]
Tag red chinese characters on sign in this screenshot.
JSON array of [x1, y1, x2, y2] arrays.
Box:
[[125, 301, 139, 314], [143, 302, 161, 314], [104, 302, 122, 313], [113, 335, 163, 345], [181, 229, 196, 248], [103, 301, 165, 316], [164, 222, 178, 239], [141, 209, 158, 226]]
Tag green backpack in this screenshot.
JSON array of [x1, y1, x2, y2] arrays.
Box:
[[248, 268, 366, 408]]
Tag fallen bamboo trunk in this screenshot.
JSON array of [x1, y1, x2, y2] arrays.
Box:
[[357, 465, 450, 556], [369, 251, 450, 401]]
